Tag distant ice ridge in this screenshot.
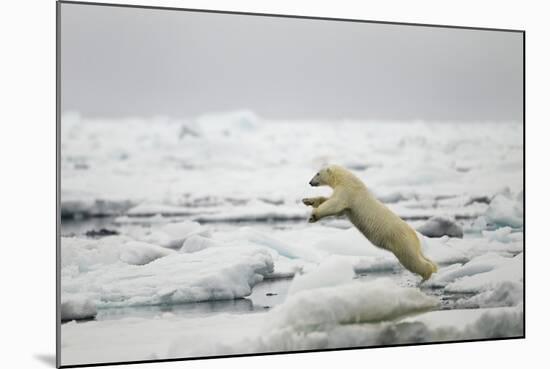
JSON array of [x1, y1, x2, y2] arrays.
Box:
[[61, 111, 523, 222]]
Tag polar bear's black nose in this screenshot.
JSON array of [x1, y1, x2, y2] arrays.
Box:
[[309, 180, 317, 186]]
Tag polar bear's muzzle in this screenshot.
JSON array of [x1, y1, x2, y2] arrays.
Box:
[[309, 175, 321, 187]]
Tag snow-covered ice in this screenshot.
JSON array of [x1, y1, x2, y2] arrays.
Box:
[[60, 111, 523, 365], [62, 234, 274, 308], [287, 256, 355, 295], [273, 278, 439, 329], [61, 284, 522, 365]]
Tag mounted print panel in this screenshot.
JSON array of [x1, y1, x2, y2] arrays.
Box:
[[57, 1, 524, 367]]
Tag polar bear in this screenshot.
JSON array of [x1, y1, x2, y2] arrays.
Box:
[[303, 165, 438, 281]]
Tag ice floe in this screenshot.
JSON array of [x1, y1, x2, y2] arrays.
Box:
[[61, 295, 97, 322], [417, 216, 464, 238], [485, 190, 524, 228], [62, 243, 273, 308], [287, 256, 355, 295], [270, 279, 439, 330]]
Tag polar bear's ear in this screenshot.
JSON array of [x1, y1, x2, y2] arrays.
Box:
[[326, 167, 332, 175]]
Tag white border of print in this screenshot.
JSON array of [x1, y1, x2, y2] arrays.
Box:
[[1, 1, 547, 369]]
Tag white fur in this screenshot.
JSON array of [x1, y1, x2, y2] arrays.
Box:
[[304, 165, 438, 281]]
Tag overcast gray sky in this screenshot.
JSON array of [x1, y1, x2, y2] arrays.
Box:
[[60, 3, 523, 122]]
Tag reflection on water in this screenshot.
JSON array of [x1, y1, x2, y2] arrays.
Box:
[[96, 299, 255, 320], [94, 277, 292, 321]]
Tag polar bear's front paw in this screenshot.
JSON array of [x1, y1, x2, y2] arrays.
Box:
[[308, 213, 318, 223], [302, 198, 314, 206]]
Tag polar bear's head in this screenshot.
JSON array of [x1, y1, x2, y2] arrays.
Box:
[[309, 165, 347, 188]]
